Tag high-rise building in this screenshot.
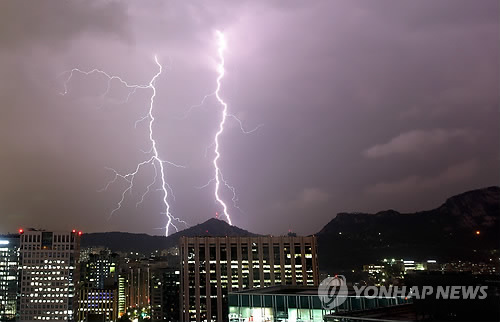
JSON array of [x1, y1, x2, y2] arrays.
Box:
[[179, 236, 319, 321], [0, 235, 19, 321], [117, 274, 127, 317], [18, 229, 81, 321], [125, 260, 151, 310], [77, 288, 118, 322], [78, 249, 120, 321], [150, 266, 180, 322], [81, 250, 118, 289], [114, 257, 153, 319]]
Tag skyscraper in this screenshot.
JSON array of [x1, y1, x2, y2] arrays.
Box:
[[125, 260, 151, 310], [78, 249, 119, 321], [77, 288, 118, 322], [81, 250, 118, 289], [179, 236, 319, 321], [18, 229, 81, 321], [150, 265, 181, 322], [0, 235, 19, 321]]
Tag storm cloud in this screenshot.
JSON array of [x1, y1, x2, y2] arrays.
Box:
[[0, 0, 497, 236]]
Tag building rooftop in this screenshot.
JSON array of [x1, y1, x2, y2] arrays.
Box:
[[231, 285, 323, 296]]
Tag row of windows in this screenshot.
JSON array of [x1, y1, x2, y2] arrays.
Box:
[[22, 316, 70, 321], [22, 304, 69, 309], [22, 281, 68, 286], [21, 288, 71, 293], [22, 250, 73, 257], [185, 246, 314, 261], [22, 234, 74, 244]]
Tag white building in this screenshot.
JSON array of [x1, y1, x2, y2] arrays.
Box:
[[19, 229, 81, 321]]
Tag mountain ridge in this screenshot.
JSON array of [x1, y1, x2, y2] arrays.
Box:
[[316, 186, 499, 270], [80, 217, 258, 253], [77, 187, 499, 271]]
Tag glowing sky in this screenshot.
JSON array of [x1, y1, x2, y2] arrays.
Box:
[[0, 0, 498, 235]]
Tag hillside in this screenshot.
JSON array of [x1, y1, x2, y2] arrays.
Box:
[[81, 218, 258, 253], [316, 186, 500, 271], [80, 187, 499, 272]]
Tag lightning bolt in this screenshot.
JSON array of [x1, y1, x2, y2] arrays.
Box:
[[60, 56, 186, 236], [185, 31, 262, 225], [212, 30, 234, 225]]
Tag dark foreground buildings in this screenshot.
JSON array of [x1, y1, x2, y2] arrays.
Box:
[[151, 266, 181, 321]]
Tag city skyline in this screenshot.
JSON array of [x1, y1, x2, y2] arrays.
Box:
[[0, 1, 498, 236]]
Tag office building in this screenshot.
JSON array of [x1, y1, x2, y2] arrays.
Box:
[[125, 260, 151, 310], [117, 274, 127, 317], [81, 250, 118, 290], [78, 249, 119, 321], [150, 266, 180, 321], [77, 288, 117, 322], [0, 235, 19, 321], [180, 236, 319, 321], [18, 229, 81, 321]]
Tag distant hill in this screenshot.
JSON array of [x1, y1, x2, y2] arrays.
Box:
[[316, 186, 500, 271], [81, 232, 169, 254], [80, 187, 499, 272], [81, 218, 258, 253]]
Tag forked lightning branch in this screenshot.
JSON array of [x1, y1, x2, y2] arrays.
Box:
[[60, 56, 186, 236], [59, 31, 260, 235]]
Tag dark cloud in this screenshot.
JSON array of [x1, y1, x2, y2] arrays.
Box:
[[0, 0, 497, 236], [0, 0, 129, 50], [366, 159, 479, 199], [363, 129, 476, 159]]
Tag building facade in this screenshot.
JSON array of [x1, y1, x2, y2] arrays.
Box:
[[77, 288, 117, 322], [81, 250, 118, 290], [124, 260, 151, 310], [180, 236, 319, 321], [117, 274, 127, 317], [18, 230, 81, 321], [229, 286, 411, 322], [150, 266, 181, 321], [78, 249, 120, 321], [0, 236, 19, 321]]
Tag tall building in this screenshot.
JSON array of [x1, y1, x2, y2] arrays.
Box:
[[81, 250, 118, 289], [78, 249, 119, 321], [117, 274, 127, 317], [0, 235, 19, 321], [125, 260, 151, 310], [150, 266, 181, 322], [179, 236, 319, 322], [77, 288, 118, 322], [18, 229, 81, 321]]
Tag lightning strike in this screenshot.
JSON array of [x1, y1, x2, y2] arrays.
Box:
[[186, 31, 262, 224], [209, 30, 232, 225], [60, 56, 186, 236]]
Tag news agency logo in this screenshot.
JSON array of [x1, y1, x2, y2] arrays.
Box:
[[318, 275, 489, 308], [318, 275, 349, 309]]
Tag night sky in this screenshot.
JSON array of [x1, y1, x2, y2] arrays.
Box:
[[0, 1, 498, 236]]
